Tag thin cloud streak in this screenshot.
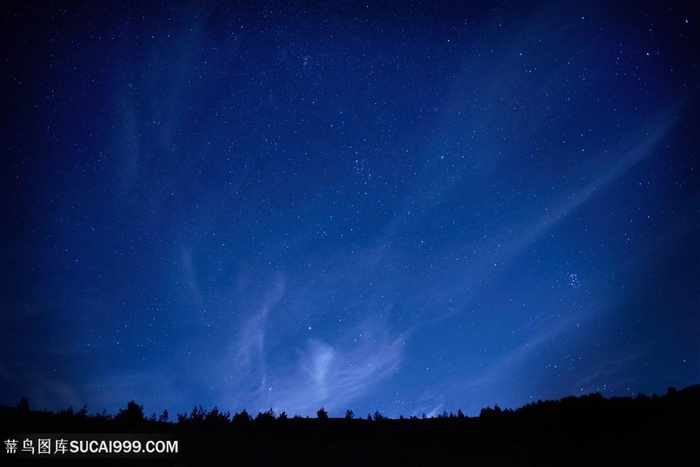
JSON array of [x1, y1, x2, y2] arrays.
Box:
[[269, 323, 406, 416], [234, 276, 286, 395]]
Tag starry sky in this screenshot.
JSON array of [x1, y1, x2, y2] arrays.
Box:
[[2, 0, 698, 419]]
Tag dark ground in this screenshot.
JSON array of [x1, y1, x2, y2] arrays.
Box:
[[1, 384, 698, 466]]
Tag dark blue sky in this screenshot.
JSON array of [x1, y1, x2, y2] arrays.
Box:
[[2, 0, 698, 418]]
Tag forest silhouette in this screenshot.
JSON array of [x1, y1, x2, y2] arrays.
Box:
[[1, 384, 698, 465]]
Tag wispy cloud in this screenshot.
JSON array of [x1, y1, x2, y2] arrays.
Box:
[[267, 319, 406, 416], [179, 247, 207, 322], [234, 275, 286, 391], [498, 122, 671, 264], [215, 302, 406, 416], [205, 274, 288, 410]]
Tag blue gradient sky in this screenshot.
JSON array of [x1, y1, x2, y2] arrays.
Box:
[[2, 0, 698, 418]]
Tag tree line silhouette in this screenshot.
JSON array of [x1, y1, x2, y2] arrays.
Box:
[[2, 385, 698, 466]]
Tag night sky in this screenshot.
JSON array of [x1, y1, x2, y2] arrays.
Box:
[[2, 1, 698, 419]]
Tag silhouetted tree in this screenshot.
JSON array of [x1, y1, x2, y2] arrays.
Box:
[[115, 400, 145, 425], [345, 409, 355, 419], [158, 409, 169, 423], [256, 408, 276, 422], [16, 396, 30, 412], [204, 407, 230, 427], [373, 411, 385, 421], [95, 409, 111, 420], [457, 409, 465, 419], [316, 407, 328, 419], [278, 411, 288, 420], [189, 405, 207, 423], [232, 409, 251, 423]]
